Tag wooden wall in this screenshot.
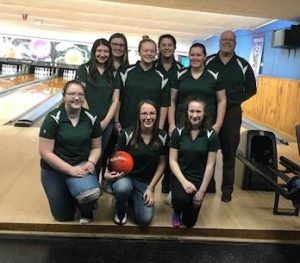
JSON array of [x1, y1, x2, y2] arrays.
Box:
[[242, 76, 300, 140]]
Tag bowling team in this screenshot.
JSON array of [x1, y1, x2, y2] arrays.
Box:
[[39, 31, 257, 227]]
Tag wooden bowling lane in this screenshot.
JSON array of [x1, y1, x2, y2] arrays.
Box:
[[0, 74, 36, 91], [0, 126, 299, 241], [0, 77, 65, 125]]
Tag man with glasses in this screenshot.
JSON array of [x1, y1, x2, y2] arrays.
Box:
[[206, 30, 257, 202]]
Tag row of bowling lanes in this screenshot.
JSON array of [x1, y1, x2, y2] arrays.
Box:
[[0, 73, 67, 125], [0, 74, 36, 91]]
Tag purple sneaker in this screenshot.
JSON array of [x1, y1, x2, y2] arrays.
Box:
[[171, 212, 182, 228]]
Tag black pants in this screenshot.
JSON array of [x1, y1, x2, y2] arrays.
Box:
[[219, 105, 242, 195], [171, 176, 202, 228]]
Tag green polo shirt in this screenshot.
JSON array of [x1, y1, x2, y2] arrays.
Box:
[[39, 106, 102, 171], [115, 62, 170, 129], [76, 64, 118, 120], [115, 129, 167, 184], [206, 52, 256, 109], [174, 67, 223, 126], [169, 127, 220, 184], [154, 58, 183, 88]]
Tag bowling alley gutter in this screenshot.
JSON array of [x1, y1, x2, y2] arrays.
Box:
[[0, 222, 299, 243]]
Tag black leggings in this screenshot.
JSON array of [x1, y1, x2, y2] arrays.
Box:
[[171, 176, 202, 228]]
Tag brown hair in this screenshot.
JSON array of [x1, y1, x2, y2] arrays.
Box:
[[184, 97, 210, 132], [62, 79, 85, 96], [109, 33, 129, 68], [130, 100, 161, 150], [86, 38, 113, 85], [60, 80, 85, 106]]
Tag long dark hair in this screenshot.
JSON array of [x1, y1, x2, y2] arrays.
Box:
[[86, 38, 113, 85], [130, 100, 161, 149], [184, 97, 210, 132], [158, 34, 177, 61], [109, 33, 129, 68]]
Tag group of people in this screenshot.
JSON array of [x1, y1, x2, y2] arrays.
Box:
[[39, 30, 257, 228]]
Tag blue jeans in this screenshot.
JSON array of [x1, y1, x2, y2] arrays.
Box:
[[111, 177, 154, 227], [41, 167, 100, 221]]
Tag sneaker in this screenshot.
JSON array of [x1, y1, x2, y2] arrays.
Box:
[[171, 212, 182, 228], [221, 193, 232, 202], [80, 217, 92, 224], [114, 212, 127, 225]]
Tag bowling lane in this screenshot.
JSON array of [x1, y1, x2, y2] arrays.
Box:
[[0, 77, 65, 125], [0, 74, 37, 91]]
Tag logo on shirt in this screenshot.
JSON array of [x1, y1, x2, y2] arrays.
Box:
[[206, 130, 214, 138], [237, 59, 248, 80], [50, 111, 61, 124]]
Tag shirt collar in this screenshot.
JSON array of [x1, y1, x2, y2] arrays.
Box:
[[60, 106, 85, 122], [187, 66, 210, 78], [136, 61, 155, 72], [216, 51, 237, 63], [181, 126, 206, 137]]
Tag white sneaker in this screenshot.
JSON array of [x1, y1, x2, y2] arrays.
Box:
[[80, 217, 92, 224], [113, 213, 127, 225]]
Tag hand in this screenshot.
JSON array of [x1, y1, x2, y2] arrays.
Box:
[[182, 180, 197, 194], [113, 122, 122, 135], [70, 165, 88, 177], [193, 189, 205, 209], [143, 188, 154, 207], [104, 170, 124, 181], [81, 161, 95, 174], [168, 124, 175, 137], [212, 124, 221, 134]]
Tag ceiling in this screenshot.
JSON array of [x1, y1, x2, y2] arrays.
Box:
[[0, 0, 299, 48]]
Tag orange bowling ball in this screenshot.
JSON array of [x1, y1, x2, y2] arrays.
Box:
[[108, 151, 134, 174]]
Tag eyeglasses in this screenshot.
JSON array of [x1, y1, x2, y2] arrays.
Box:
[[111, 42, 125, 48], [140, 112, 157, 118], [221, 38, 236, 43], [65, 92, 85, 98]]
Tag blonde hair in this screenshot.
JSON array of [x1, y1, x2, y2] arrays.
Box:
[[138, 36, 157, 52]]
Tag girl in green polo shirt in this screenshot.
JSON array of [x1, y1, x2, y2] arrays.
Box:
[[101, 33, 130, 194], [155, 34, 184, 195], [76, 38, 119, 176], [168, 43, 226, 135], [39, 80, 102, 224], [105, 100, 167, 227], [114, 37, 170, 131], [169, 98, 220, 228], [169, 43, 226, 194]]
